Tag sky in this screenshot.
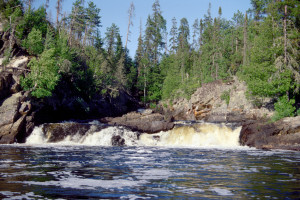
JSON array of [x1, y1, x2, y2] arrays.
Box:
[[34, 0, 252, 58]]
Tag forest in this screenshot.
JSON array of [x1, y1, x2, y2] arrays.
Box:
[[0, 0, 299, 121]]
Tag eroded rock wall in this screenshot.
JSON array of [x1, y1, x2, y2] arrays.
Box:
[[160, 77, 274, 123]]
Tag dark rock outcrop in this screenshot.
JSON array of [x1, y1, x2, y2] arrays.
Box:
[[240, 116, 300, 151], [42, 122, 106, 143], [111, 135, 125, 146], [0, 28, 139, 144], [101, 111, 174, 133]]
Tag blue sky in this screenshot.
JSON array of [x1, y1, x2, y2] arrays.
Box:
[[34, 0, 252, 58]]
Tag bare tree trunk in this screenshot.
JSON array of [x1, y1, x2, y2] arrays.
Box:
[[83, 26, 88, 46], [68, 6, 78, 46], [243, 12, 248, 66], [56, 0, 62, 28], [235, 37, 238, 53], [125, 2, 135, 50], [164, 31, 168, 54], [284, 5, 287, 66], [143, 64, 147, 106]]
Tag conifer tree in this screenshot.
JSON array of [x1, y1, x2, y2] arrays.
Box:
[[169, 17, 178, 54], [192, 19, 199, 50], [83, 1, 101, 46]]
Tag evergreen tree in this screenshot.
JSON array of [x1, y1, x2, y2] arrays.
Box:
[[21, 48, 60, 98], [83, 1, 101, 46], [169, 17, 178, 54]]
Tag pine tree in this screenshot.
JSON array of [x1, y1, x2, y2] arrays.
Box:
[[192, 19, 199, 50], [169, 17, 178, 54], [68, 0, 85, 46], [115, 52, 127, 88], [83, 1, 101, 46]]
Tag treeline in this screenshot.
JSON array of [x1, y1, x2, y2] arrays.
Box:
[[134, 0, 300, 120], [1, 0, 136, 100], [0, 0, 299, 120]]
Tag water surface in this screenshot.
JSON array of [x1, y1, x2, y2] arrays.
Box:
[[0, 145, 299, 199]]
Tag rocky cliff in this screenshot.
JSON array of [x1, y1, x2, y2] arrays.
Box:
[[0, 29, 139, 144], [160, 77, 274, 123], [240, 116, 300, 151]]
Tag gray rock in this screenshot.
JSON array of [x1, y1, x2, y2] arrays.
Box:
[[111, 135, 125, 146], [240, 116, 300, 151], [101, 112, 174, 133]]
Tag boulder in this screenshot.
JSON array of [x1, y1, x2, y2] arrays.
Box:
[[101, 112, 174, 133], [240, 116, 300, 151], [0, 92, 22, 143], [42, 122, 106, 143], [111, 135, 125, 146]]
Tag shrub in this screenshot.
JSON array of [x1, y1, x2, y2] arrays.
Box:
[[23, 28, 44, 55], [221, 90, 231, 106], [272, 95, 296, 121], [21, 48, 60, 98]]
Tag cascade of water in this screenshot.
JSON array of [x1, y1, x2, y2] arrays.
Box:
[[25, 122, 241, 148], [139, 123, 241, 148]]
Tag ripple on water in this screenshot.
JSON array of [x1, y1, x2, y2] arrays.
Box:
[[210, 187, 234, 196]]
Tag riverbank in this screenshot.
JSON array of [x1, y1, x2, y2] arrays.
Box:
[[1, 28, 299, 150]]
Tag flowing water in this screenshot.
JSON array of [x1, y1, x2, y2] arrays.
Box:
[[0, 122, 299, 199]]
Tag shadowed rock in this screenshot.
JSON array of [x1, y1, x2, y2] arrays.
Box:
[[101, 111, 174, 134], [42, 122, 106, 143], [240, 116, 300, 151], [111, 135, 125, 146]]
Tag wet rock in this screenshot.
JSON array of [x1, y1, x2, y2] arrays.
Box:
[[42, 122, 106, 143], [240, 116, 300, 151], [111, 135, 125, 146], [101, 112, 174, 133]]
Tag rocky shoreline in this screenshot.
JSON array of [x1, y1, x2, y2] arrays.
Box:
[[240, 116, 300, 151], [1, 29, 299, 150]]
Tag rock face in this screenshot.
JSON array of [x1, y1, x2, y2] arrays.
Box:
[[160, 77, 274, 123], [42, 122, 106, 143], [0, 92, 33, 143], [0, 29, 139, 144], [240, 116, 300, 151], [101, 111, 174, 133]]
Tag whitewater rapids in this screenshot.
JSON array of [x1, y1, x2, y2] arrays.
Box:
[[25, 122, 242, 148]]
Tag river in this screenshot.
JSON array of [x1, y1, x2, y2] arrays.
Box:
[[0, 122, 299, 199]]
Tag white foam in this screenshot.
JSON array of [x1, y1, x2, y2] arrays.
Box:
[[210, 187, 234, 196], [1, 192, 45, 200], [26, 126, 47, 144], [121, 194, 152, 200], [178, 187, 204, 194], [17, 177, 147, 190], [134, 168, 173, 180], [139, 123, 241, 148], [25, 122, 244, 149]]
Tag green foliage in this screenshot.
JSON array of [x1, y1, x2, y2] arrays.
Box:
[[0, 0, 22, 19], [16, 6, 48, 40], [272, 95, 296, 121], [149, 102, 157, 109], [23, 27, 44, 55], [221, 90, 231, 106], [21, 48, 60, 98], [2, 49, 11, 66]]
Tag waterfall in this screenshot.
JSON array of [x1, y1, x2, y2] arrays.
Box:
[[139, 123, 241, 148], [25, 122, 241, 148]]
